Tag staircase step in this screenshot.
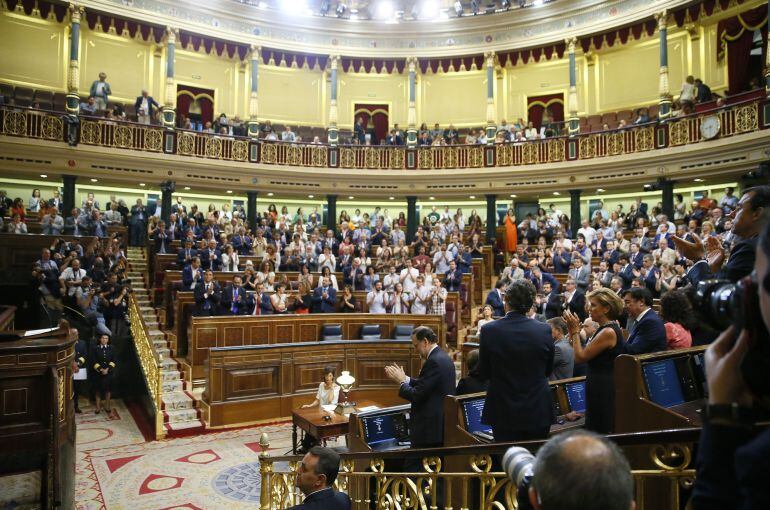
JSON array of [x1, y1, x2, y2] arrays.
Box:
[[161, 358, 179, 370], [148, 329, 165, 340], [156, 347, 171, 358], [161, 370, 181, 382], [161, 392, 196, 410], [163, 407, 200, 424], [162, 379, 184, 394], [164, 419, 205, 433]]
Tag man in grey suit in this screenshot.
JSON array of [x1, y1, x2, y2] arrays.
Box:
[[41, 207, 64, 235], [547, 317, 574, 381], [89, 72, 111, 110], [569, 256, 591, 291]]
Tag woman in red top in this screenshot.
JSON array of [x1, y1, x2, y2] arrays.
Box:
[[11, 198, 25, 222], [659, 290, 694, 350]]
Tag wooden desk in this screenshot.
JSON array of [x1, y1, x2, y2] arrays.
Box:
[[291, 399, 378, 454]]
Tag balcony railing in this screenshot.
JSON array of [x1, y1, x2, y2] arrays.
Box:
[[255, 427, 701, 509], [1, 97, 767, 171]]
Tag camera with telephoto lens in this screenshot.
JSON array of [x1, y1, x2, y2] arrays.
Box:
[[502, 446, 536, 510], [693, 275, 770, 399]]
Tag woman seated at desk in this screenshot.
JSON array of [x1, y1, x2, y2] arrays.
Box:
[[298, 366, 341, 453]]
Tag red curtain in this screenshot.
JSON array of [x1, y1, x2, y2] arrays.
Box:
[[354, 104, 389, 144], [718, 5, 768, 95], [176, 85, 215, 127], [527, 94, 564, 129]]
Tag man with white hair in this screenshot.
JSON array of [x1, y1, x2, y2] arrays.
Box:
[[135, 89, 160, 125]]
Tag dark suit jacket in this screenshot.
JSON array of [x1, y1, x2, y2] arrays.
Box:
[[686, 237, 757, 286], [485, 289, 505, 317], [312, 286, 337, 313], [542, 292, 563, 319], [288, 488, 351, 510], [624, 308, 666, 355], [193, 281, 221, 316], [550, 339, 575, 381], [134, 95, 160, 116], [177, 247, 198, 268], [477, 312, 554, 434], [153, 229, 171, 253], [398, 346, 456, 446], [200, 248, 222, 271], [443, 268, 463, 291], [566, 290, 587, 321], [220, 284, 247, 315], [246, 292, 273, 315], [182, 265, 202, 290]]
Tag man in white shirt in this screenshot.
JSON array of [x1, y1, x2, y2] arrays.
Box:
[[433, 244, 453, 274], [400, 258, 419, 293], [390, 224, 405, 246], [577, 220, 597, 247], [410, 276, 429, 314], [281, 126, 296, 142], [134, 89, 159, 125], [59, 259, 87, 297], [383, 266, 399, 292], [367, 281, 388, 314]]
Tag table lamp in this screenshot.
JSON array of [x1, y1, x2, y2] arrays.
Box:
[[335, 370, 356, 415]]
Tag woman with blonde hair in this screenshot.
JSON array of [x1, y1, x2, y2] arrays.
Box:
[[563, 287, 626, 434]]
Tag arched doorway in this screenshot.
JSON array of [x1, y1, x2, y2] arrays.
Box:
[[354, 104, 389, 145]]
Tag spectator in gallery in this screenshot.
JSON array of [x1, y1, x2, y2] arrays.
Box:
[[203, 121, 215, 134], [354, 116, 366, 144], [679, 75, 695, 105], [79, 96, 97, 115], [89, 72, 112, 110], [633, 107, 650, 124], [694, 78, 712, 103], [282, 125, 296, 142], [135, 89, 160, 125], [6, 213, 27, 234]]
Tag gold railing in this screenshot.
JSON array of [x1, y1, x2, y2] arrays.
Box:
[[128, 294, 164, 439], [0, 107, 64, 141], [79, 118, 165, 152], [256, 429, 699, 510], [177, 130, 250, 161], [261, 142, 329, 167]]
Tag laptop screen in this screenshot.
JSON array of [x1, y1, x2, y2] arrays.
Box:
[[461, 398, 491, 434], [362, 415, 396, 446], [565, 381, 586, 413], [643, 359, 686, 408]]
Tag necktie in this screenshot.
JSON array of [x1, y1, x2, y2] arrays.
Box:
[[254, 295, 261, 315], [232, 290, 238, 314]]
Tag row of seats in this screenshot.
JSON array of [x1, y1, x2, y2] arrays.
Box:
[[321, 323, 414, 341]]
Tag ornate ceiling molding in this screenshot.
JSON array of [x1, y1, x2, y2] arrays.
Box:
[[82, 0, 693, 57]]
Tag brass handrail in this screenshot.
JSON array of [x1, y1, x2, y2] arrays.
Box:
[[257, 428, 702, 509], [128, 294, 164, 439]]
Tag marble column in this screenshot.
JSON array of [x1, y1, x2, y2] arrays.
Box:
[[247, 46, 261, 138], [247, 191, 258, 229], [65, 5, 83, 115], [485, 194, 497, 244], [406, 196, 418, 242], [62, 175, 77, 218], [326, 195, 338, 234], [566, 37, 580, 135], [656, 11, 673, 120], [485, 51, 497, 143], [569, 189, 582, 237], [407, 57, 418, 147], [327, 55, 340, 145], [162, 27, 177, 128]]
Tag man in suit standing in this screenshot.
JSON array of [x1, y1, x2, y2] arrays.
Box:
[[312, 276, 337, 313], [622, 287, 666, 354], [562, 278, 587, 321], [385, 325, 455, 508], [478, 280, 554, 441], [289, 446, 351, 510], [182, 257, 203, 291], [128, 199, 147, 247], [221, 275, 247, 315], [443, 260, 463, 292], [89, 72, 111, 110], [200, 240, 222, 272], [547, 317, 574, 381], [135, 89, 160, 124], [485, 280, 506, 317], [152, 220, 171, 254], [540, 281, 563, 320], [248, 282, 273, 315], [177, 239, 197, 269], [569, 256, 590, 290], [194, 270, 221, 316]]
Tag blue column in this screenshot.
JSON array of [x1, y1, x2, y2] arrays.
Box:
[[567, 38, 579, 135], [65, 6, 83, 114], [161, 28, 177, 128], [657, 11, 672, 119]]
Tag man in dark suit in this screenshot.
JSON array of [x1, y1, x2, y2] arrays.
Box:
[[182, 257, 203, 291], [151, 220, 171, 254], [134, 89, 160, 124], [547, 317, 574, 381], [200, 240, 222, 272], [248, 282, 273, 315], [478, 280, 554, 441], [443, 260, 463, 292], [312, 276, 337, 313], [563, 278, 587, 321], [539, 281, 563, 320], [385, 326, 455, 447], [552, 246, 571, 273], [485, 280, 506, 317], [622, 287, 666, 354], [617, 254, 635, 290], [289, 446, 351, 510], [220, 275, 247, 315], [177, 239, 197, 268], [529, 267, 559, 293], [675, 186, 770, 286], [171, 196, 186, 216], [193, 270, 221, 316]]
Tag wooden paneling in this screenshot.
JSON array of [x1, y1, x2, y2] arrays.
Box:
[[205, 339, 421, 427], [189, 313, 444, 380]]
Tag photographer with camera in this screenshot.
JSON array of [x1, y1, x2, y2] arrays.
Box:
[[504, 430, 634, 510], [74, 275, 112, 336], [673, 185, 770, 285], [691, 213, 770, 509]]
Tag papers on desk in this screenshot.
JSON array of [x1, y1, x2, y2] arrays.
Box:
[[321, 404, 336, 412], [24, 327, 60, 337], [357, 406, 379, 413]]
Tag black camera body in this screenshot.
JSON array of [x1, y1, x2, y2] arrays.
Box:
[[694, 276, 770, 399]]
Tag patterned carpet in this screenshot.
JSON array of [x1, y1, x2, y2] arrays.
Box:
[[75, 398, 300, 509]]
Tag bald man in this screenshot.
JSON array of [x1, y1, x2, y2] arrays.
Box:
[[528, 430, 635, 510]]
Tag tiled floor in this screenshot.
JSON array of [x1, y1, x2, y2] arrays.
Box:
[[75, 398, 298, 509]]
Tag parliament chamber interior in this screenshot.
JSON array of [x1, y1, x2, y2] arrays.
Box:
[[1, 0, 770, 508]]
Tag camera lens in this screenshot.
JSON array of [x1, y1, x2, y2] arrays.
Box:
[[502, 446, 535, 487]]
